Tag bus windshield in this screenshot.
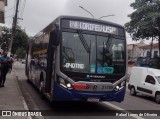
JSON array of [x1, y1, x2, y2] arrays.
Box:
[[61, 31, 126, 75]]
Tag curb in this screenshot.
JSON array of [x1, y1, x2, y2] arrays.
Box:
[[13, 69, 32, 119], [13, 68, 45, 119]]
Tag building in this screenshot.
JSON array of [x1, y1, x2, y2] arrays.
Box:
[[0, 0, 7, 52], [139, 43, 159, 58], [0, 0, 7, 23], [127, 42, 160, 64], [127, 43, 145, 62]]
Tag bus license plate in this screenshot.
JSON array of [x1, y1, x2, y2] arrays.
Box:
[[87, 98, 99, 102]]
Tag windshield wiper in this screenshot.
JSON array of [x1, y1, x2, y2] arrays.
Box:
[[77, 30, 90, 53], [102, 35, 113, 66], [77, 30, 91, 65], [106, 34, 112, 51]]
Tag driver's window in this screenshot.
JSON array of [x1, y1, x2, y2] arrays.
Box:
[[145, 75, 155, 84]]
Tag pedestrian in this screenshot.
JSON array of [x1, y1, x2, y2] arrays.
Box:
[[0, 51, 12, 87]]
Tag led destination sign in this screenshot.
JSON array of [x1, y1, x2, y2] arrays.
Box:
[[61, 19, 125, 35], [69, 21, 118, 34]]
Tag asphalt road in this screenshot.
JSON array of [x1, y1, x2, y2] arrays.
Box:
[[13, 62, 160, 119]]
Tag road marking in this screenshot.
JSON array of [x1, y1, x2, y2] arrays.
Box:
[[103, 102, 144, 119]]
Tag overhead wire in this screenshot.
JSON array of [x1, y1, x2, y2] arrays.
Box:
[[22, 0, 27, 16], [16, 0, 22, 24], [9, 0, 17, 26], [5, 15, 14, 18], [19, 0, 27, 19], [18, 0, 22, 17], [5, 7, 15, 13], [4, 0, 27, 27], [4, 0, 16, 27], [8, 19, 13, 26], [13, 0, 16, 16]]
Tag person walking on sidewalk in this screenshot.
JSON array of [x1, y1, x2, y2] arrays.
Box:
[[0, 51, 13, 87]]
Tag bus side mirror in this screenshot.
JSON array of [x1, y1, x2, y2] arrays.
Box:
[[50, 30, 59, 46]]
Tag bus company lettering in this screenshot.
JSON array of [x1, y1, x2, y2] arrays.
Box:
[[70, 21, 117, 34], [64, 63, 84, 69], [85, 84, 97, 90]]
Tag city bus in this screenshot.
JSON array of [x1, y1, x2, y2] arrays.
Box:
[[25, 16, 127, 103]]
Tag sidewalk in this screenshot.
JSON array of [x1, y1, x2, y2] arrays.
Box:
[[0, 70, 28, 119]]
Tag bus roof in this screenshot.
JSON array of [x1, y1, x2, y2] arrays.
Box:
[[34, 15, 125, 37]]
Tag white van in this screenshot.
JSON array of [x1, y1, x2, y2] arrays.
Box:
[[128, 67, 160, 103]]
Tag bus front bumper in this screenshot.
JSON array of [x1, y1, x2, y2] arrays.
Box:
[[53, 83, 126, 102]]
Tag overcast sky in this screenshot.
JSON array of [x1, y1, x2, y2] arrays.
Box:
[[2, 0, 142, 44]]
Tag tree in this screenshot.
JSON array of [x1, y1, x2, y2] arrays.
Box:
[[0, 27, 11, 51], [0, 26, 29, 57], [125, 0, 160, 55], [15, 48, 26, 59], [12, 26, 29, 55]]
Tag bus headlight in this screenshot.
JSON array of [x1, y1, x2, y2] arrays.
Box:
[[114, 81, 126, 91], [116, 85, 120, 90], [58, 78, 73, 89], [66, 83, 72, 88]]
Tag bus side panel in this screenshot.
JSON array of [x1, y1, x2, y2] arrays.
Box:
[[53, 82, 126, 102]]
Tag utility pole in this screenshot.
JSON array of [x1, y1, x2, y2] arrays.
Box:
[[8, 0, 20, 56]]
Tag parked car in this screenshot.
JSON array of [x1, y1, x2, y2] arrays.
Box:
[[128, 67, 160, 103]]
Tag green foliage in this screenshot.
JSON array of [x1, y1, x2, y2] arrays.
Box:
[[0, 26, 29, 57], [0, 27, 11, 51], [12, 26, 29, 55], [15, 48, 26, 59], [125, 0, 160, 41]]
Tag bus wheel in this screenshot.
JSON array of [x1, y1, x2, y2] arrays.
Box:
[[155, 92, 160, 104], [130, 86, 136, 96]]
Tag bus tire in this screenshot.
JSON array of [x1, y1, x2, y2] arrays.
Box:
[[130, 86, 136, 96], [155, 92, 160, 104]]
